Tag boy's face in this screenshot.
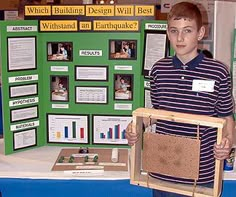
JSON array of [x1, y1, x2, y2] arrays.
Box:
[[167, 17, 205, 62]]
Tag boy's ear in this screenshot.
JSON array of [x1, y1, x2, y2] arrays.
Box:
[[197, 26, 205, 41]]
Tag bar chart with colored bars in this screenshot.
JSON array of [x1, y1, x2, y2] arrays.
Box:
[[100, 124, 126, 140], [48, 114, 88, 143], [57, 122, 85, 139], [93, 115, 131, 144]]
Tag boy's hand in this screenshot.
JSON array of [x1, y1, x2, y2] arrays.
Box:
[[213, 137, 232, 160], [125, 122, 140, 146]]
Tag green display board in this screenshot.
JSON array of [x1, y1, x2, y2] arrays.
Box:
[[0, 4, 168, 155]]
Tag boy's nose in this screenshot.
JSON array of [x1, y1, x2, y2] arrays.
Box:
[[177, 32, 184, 42]]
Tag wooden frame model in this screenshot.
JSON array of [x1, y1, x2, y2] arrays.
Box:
[[130, 108, 226, 197]]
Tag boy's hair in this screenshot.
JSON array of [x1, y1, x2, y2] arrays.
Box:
[[201, 49, 213, 58], [167, 2, 203, 30]]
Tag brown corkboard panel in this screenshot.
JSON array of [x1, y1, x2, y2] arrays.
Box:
[[52, 148, 129, 171], [142, 132, 201, 180]]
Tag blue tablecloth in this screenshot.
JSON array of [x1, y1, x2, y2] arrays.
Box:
[[0, 179, 151, 197], [0, 178, 234, 197]]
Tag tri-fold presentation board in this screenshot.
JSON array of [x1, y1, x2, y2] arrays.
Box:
[[0, 4, 170, 155]]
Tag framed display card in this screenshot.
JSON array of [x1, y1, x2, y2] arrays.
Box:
[[92, 115, 131, 145], [13, 128, 37, 150], [75, 65, 108, 81], [75, 86, 108, 104], [9, 83, 38, 98], [109, 39, 137, 60], [47, 42, 73, 61], [10, 105, 38, 123], [47, 114, 89, 144], [7, 36, 36, 71], [143, 30, 169, 76]]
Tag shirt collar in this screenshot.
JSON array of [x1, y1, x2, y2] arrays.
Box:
[[172, 52, 204, 70]]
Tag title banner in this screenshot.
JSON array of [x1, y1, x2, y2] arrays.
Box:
[[25, 4, 155, 32], [25, 5, 155, 17]]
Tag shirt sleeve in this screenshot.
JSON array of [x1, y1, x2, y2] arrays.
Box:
[[216, 71, 234, 117]]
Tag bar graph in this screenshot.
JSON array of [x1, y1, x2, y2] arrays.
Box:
[[93, 115, 132, 144], [100, 124, 126, 140], [48, 114, 88, 144]]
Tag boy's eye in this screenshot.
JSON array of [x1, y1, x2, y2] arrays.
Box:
[[170, 29, 178, 33], [183, 29, 192, 33]]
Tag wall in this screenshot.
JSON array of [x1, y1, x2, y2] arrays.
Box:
[[0, 0, 18, 9], [62, 0, 160, 4]]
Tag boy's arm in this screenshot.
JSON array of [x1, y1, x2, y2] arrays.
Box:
[[224, 115, 235, 144], [214, 115, 235, 160]]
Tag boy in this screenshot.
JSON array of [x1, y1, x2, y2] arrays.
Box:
[[122, 43, 132, 58], [60, 45, 68, 60], [125, 1, 234, 197]]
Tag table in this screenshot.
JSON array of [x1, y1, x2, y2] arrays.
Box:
[[0, 139, 235, 197]]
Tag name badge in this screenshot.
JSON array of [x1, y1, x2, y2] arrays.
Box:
[[192, 79, 215, 92]]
